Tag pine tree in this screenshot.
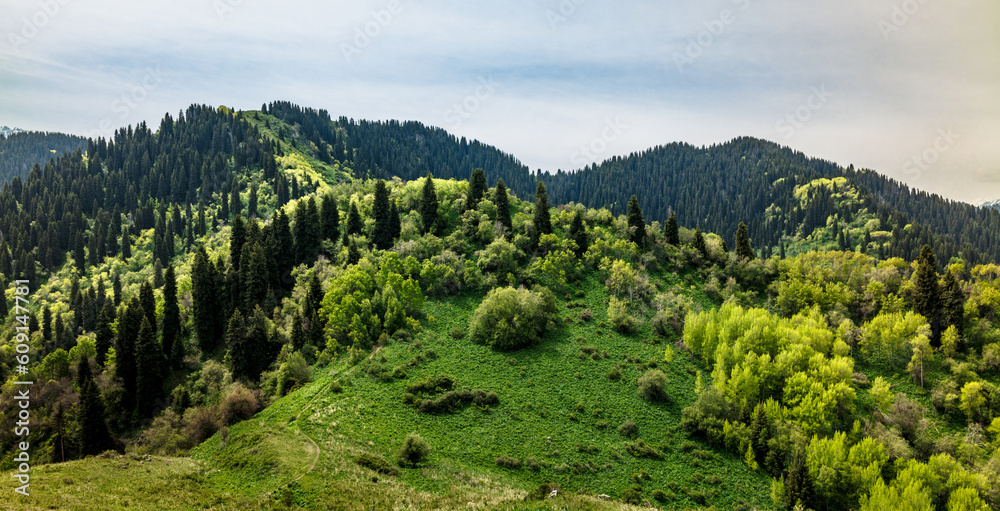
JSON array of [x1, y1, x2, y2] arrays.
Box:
[[320, 193, 340, 242], [569, 212, 588, 258], [139, 281, 156, 335], [467, 168, 487, 211], [941, 270, 965, 338], [95, 301, 114, 367], [76, 358, 115, 456], [162, 264, 180, 364], [914, 245, 941, 342], [735, 222, 754, 261], [372, 179, 393, 250], [230, 214, 246, 271], [531, 181, 552, 248], [694, 228, 707, 258], [494, 178, 512, 235], [626, 195, 646, 249], [135, 317, 165, 417], [665, 212, 680, 246], [420, 172, 438, 234]]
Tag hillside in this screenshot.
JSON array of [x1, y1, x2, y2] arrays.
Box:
[[0, 103, 998, 510], [0, 131, 87, 183]]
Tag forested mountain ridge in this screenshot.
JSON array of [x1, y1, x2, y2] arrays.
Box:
[[0, 131, 87, 184], [261, 102, 1000, 267]]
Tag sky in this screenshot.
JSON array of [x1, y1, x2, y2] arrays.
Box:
[[1, 0, 998, 203]]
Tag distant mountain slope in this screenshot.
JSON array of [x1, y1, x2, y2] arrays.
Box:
[[0, 126, 24, 136], [0, 131, 87, 182], [980, 199, 1000, 212]]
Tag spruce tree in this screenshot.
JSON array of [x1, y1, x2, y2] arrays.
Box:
[[420, 172, 438, 234], [665, 212, 680, 246], [121, 230, 131, 260], [95, 301, 114, 367], [73, 232, 86, 272], [76, 358, 115, 456], [139, 281, 156, 335], [113, 273, 122, 307], [569, 212, 588, 258], [320, 193, 340, 241], [135, 317, 164, 417], [626, 195, 646, 249], [241, 242, 268, 312], [162, 264, 180, 363], [347, 238, 361, 266], [467, 168, 487, 211], [784, 448, 813, 509], [42, 306, 53, 344], [247, 180, 259, 219], [494, 178, 512, 235], [273, 209, 294, 274], [225, 309, 249, 379], [389, 201, 401, 240], [914, 245, 941, 342], [372, 179, 393, 250], [290, 310, 306, 351], [531, 181, 552, 248], [115, 298, 143, 416], [192, 247, 220, 353], [941, 270, 965, 338], [694, 228, 707, 258], [344, 200, 363, 240], [153, 258, 164, 288], [230, 214, 246, 271], [230, 178, 242, 218], [735, 222, 754, 261]]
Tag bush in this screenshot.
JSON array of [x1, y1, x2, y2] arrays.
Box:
[[525, 483, 561, 501], [219, 383, 261, 425], [608, 297, 637, 333], [621, 484, 644, 505], [618, 419, 638, 438], [448, 325, 466, 339], [625, 439, 663, 459], [651, 489, 668, 502], [637, 369, 669, 402], [355, 452, 398, 476], [397, 433, 430, 467], [468, 286, 558, 351], [606, 366, 622, 381], [406, 375, 455, 395], [495, 456, 522, 469]]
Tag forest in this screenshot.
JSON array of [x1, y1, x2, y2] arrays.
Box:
[[0, 103, 998, 510]]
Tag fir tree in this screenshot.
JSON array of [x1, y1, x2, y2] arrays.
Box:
[[420, 172, 438, 234], [247, 180, 259, 219], [665, 212, 680, 246], [735, 222, 754, 261], [73, 232, 86, 272], [372, 179, 393, 250], [240, 242, 269, 313], [135, 317, 165, 417], [139, 281, 156, 335], [467, 168, 487, 211], [344, 200, 363, 240], [76, 358, 115, 456], [230, 178, 242, 217], [113, 273, 122, 307], [531, 181, 552, 248], [494, 178, 512, 235], [569, 212, 588, 258], [626, 195, 646, 249], [914, 245, 941, 342], [347, 238, 361, 266], [290, 310, 306, 351], [389, 201, 401, 240], [121, 229, 131, 260], [162, 264, 180, 363], [42, 306, 52, 344], [115, 298, 144, 416], [153, 258, 164, 288], [191, 247, 220, 353], [941, 270, 965, 338], [273, 209, 294, 274]]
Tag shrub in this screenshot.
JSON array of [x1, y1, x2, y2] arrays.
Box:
[[355, 452, 398, 476], [495, 456, 522, 469], [625, 439, 663, 459], [618, 419, 638, 438], [621, 484, 644, 505], [219, 383, 261, 425], [468, 286, 558, 351], [608, 297, 637, 333], [406, 375, 456, 395], [651, 489, 668, 502], [448, 325, 466, 339], [397, 433, 430, 467], [637, 369, 670, 402], [525, 483, 561, 501], [580, 308, 593, 322], [606, 367, 622, 381]]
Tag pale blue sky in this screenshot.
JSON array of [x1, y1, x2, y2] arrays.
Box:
[[1, 0, 998, 202]]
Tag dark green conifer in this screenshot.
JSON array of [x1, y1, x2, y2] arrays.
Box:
[[914, 245, 941, 342], [467, 168, 487, 211], [372, 179, 393, 250], [420, 172, 438, 234], [494, 179, 512, 235], [626, 195, 646, 249], [569, 212, 588, 258], [665, 212, 680, 246], [531, 181, 551, 248], [162, 264, 180, 363], [735, 222, 754, 261], [76, 358, 115, 456]]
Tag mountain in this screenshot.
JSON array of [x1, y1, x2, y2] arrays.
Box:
[[979, 198, 1000, 212], [0, 130, 88, 183], [0, 126, 23, 136], [1, 102, 999, 510]]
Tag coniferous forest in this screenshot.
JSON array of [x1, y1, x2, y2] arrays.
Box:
[[1, 103, 999, 510]]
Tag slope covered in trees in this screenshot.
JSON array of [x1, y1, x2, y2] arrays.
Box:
[[0, 131, 87, 183]]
